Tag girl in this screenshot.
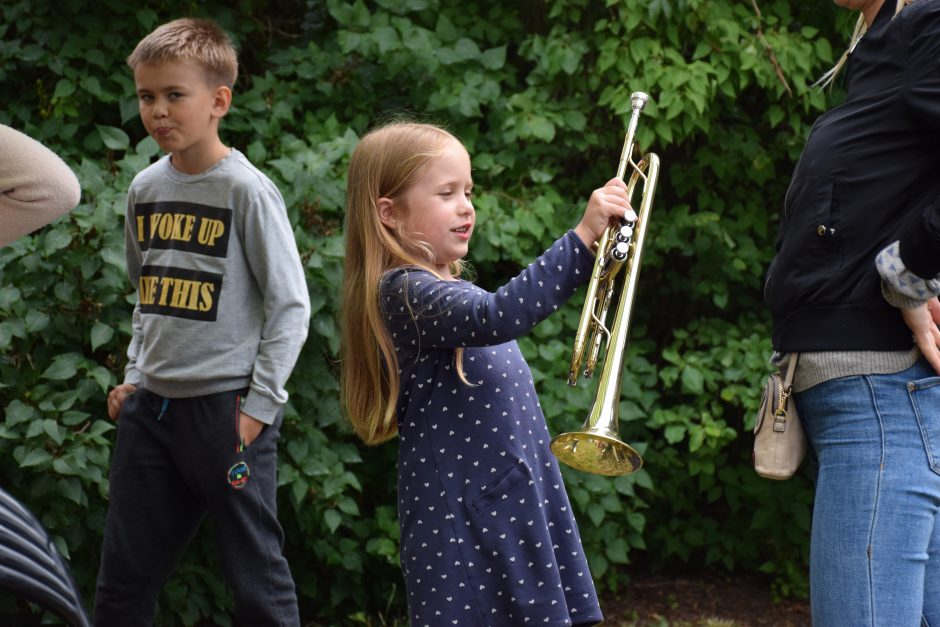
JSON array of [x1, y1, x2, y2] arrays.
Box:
[[341, 121, 632, 626]]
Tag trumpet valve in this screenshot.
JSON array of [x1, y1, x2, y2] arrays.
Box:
[[610, 241, 630, 262], [614, 225, 634, 244]]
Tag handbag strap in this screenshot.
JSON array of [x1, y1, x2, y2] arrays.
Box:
[[782, 352, 799, 390], [774, 353, 800, 424]]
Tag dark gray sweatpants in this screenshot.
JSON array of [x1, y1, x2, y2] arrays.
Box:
[[93, 387, 300, 627]]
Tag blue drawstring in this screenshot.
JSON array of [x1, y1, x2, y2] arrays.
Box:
[[156, 398, 169, 421]]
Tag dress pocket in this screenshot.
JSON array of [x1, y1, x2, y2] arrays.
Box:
[[468, 463, 531, 514], [908, 375, 940, 476]]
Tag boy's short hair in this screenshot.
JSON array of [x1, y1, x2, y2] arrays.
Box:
[[127, 18, 238, 88]]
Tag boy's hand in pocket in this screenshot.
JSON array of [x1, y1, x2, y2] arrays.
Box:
[[239, 412, 265, 448], [107, 384, 137, 420]]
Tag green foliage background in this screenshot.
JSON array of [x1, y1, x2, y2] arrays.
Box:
[[0, 0, 850, 623]]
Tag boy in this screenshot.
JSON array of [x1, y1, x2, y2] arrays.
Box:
[[95, 18, 309, 626]]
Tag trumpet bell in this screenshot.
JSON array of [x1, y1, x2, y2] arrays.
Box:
[[551, 431, 643, 476]]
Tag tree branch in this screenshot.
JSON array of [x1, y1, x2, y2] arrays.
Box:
[[750, 0, 793, 97]]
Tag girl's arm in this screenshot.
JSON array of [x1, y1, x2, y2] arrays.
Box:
[[382, 230, 593, 349], [383, 177, 630, 350]]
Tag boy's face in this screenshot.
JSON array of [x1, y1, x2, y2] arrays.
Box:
[[133, 60, 231, 173]]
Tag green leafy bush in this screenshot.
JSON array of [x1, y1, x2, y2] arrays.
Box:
[[1, 0, 849, 622]]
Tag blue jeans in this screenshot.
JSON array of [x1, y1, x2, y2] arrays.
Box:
[[795, 359, 940, 627]]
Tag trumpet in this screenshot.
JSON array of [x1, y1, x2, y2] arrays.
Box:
[[550, 92, 660, 476]]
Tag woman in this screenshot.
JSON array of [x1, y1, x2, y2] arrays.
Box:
[[764, 0, 940, 624]]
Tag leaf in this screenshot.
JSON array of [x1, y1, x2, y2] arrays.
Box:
[[91, 322, 114, 350], [119, 97, 139, 125], [689, 426, 705, 452], [88, 420, 116, 437], [767, 105, 784, 127], [372, 26, 398, 53], [20, 448, 52, 468], [58, 477, 85, 504], [587, 503, 605, 526], [97, 125, 130, 151], [41, 354, 81, 380], [61, 410, 89, 426], [43, 419, 65, 445], [324, 509, 342, 533], [136, 8, 159, 29], [453, 38, 481, 61], [681, 366, 705, 394], [89, 366, 113, 393], [25, 310, 49, 333], [525, 115, 556, 142], [291, 477, 310, 504], [337, 497, 360, 516], [605, 537, 630, 564], [52, 78, 76, 99], [53, 456, 78, 475], [135, 135, 160, 158], [5, 400, 36, 426], [26, 420, 45, 439], [0, 286, 20, 310], [480, 45, 506, 70], [627, 512, 646, 533], [664, 424, 685, 443], [44, 228, 72, 253]]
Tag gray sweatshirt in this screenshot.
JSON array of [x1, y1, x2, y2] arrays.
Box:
[[123, 150, 310, 424]]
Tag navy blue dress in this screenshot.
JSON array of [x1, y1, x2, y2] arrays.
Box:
[[381, 231, 604, 626]]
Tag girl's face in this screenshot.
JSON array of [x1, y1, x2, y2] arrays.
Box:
[[389, 138, 475, 279]]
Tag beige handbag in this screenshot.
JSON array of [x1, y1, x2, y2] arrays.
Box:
[[753, 353, 806, 480]]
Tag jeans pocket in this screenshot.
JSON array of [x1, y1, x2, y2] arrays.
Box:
[[908, 375, 940, 476]]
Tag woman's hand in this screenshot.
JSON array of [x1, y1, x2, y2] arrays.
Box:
[[573, 177, 635, 250], [107, 383, 137, 420], [901, 297, 940, 375]]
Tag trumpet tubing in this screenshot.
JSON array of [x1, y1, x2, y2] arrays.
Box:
[[551, 92, 660, 477]]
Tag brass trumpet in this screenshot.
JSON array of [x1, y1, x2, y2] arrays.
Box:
[[550, 92, 660, 476]]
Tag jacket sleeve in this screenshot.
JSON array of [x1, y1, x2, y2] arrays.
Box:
[[381, 230, 593, 350], [0, 124, 81, 247], [897, 1, 940, 279], [875, 240, 940, 308], [239, 184, 311, 424]]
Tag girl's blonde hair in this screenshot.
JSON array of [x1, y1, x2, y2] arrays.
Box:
[[340, 121, 469, 444], [818, 0, 910, 88]]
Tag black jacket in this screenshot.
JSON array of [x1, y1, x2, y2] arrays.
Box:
[[766, 0, 940, 351]]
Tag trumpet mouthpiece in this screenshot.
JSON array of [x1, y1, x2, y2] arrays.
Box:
[[630, 92, 649, 111]]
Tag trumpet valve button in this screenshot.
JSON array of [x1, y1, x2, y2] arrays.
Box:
[[611, 241, 630, 261], [615, 225, 634, 243]]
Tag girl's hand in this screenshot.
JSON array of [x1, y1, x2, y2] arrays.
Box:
[[574, 177, 635, 250], [901, 297, 940, 375], [107, 383, 137, 420]]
